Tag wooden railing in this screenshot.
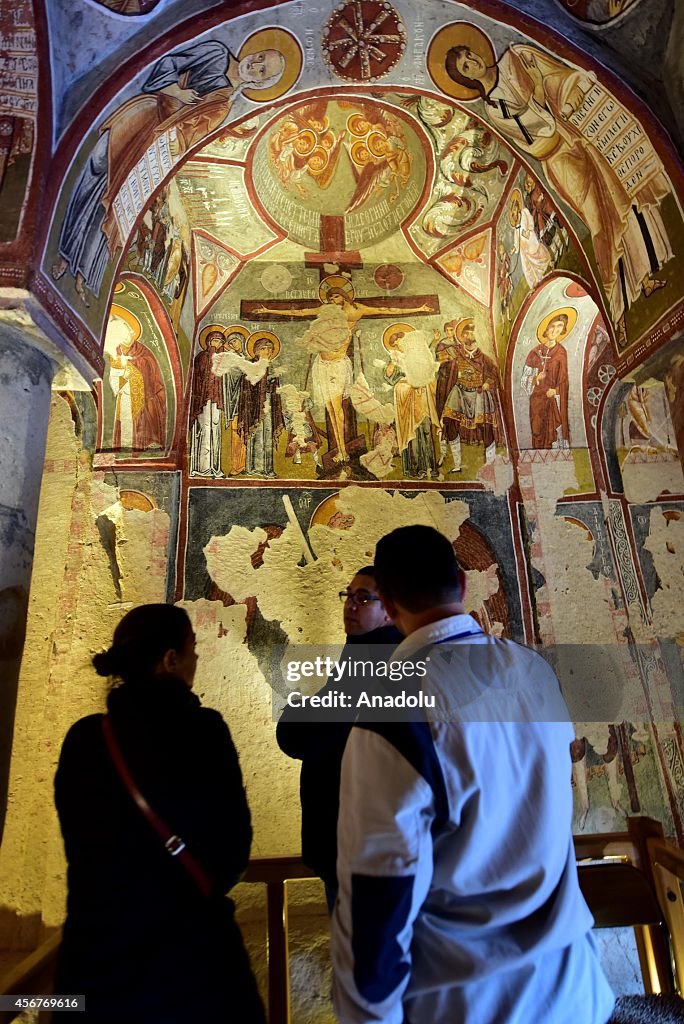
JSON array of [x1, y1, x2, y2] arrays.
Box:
[[3, 821, 684, 1023], [0, 857, 315, 1024], [243, 856, 316, 1024], [0, 932, 61, 1024]]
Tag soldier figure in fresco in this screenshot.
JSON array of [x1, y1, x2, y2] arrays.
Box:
[[435, 317, 502, 472]]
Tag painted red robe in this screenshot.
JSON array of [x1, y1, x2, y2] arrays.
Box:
[[112, 341, 167, 451], [525, 342, 569, 449]]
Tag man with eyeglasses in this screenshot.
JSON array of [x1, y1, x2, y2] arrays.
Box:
[[276, 566, 402, 910]]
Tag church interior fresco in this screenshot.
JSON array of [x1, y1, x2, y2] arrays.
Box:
[[33, 0, 683, 810], [1, 0, 684, 974], [554, 0, 641, 24], [37, 0, 684, 484]]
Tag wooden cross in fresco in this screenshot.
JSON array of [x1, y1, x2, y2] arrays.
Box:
[[303, 214, 363, 278], [240, 214, 440, 470]]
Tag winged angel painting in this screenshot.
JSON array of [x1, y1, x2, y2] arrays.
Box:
[[267, 100, 412, 210], [344, 105, 412, 212], [268, 101, 347, 196]]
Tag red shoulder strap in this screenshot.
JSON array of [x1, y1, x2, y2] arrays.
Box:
[[101, 714, 215, 897]]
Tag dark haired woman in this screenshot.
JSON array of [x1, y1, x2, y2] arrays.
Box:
[[54, 604, 265, 1023]]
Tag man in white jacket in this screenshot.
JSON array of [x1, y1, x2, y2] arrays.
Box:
[[332, 524, 615, 1024]]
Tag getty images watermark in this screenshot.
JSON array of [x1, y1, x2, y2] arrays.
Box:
[[271, 641, 684, 724], [283, 652, 433, 710]]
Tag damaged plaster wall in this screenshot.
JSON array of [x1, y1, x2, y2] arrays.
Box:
[[517, 449, 683, 835], [644, 509, 684, 641], [0, 394, 171, 950], [2, 396, 682, 1021], [184, 484, 513, 1018]]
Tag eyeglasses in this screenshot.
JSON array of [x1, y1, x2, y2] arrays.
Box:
[[338, 590, 382, 607]]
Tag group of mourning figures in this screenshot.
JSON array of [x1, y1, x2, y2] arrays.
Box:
[[187, 304, 573, 480], [189, 325, 286, 479]]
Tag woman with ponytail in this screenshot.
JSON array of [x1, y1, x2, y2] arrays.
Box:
[[54, 604, 264, 1023]]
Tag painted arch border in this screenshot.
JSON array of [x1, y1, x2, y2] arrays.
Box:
[[33, 0, 684, 377]]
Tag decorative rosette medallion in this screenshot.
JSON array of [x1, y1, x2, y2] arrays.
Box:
[[322, 1, 407, 82]]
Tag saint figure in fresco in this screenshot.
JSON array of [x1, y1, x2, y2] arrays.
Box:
[[254, 278, 433, 464], [106, 312, 167, 451], [52, 41, 286, 304], [523, 172, 567, 263], [496, 242, 514, 322], [520, 309, 574, 449], [221, 328, 250, 476], [279, 385, 323, 469], [383, 326, 440, 479], [442, 30, 672, 343], [509, 189, 552, 289], [435, 317, 501, 472], [189, 329, 225, 478], [237, 334, 285, 478]]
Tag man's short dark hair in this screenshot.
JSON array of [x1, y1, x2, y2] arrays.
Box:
[[354, 565, 376, 579], [374, 526, 464, 612]]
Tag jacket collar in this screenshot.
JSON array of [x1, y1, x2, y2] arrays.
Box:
[[391, 613, 483, 662]]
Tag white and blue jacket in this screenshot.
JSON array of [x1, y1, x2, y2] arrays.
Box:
[[332, 614, 615, 1024]]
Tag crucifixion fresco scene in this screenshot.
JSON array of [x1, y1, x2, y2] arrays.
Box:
[[1, 0, 684, 1017]]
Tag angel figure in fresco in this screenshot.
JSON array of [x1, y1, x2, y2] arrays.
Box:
[[52, 40, 287, 304], [253, 276, 433, 464], [345, 107, 412, 213], [383, 325, 440, 479], [105, 308, 167, 452], [520, 308, 575, 449], [441, 27, 672, 344], [268, 101, 346, 197]]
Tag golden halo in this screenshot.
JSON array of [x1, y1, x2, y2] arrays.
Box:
[[454, 317, 475, 344], [319, 274, 355, 304], [199, 323, 228, 350], [223, 324, 251, 352], [536, 306, 578, 344], [350, 139, 371, 166], [247, 330, 281, 359], [239, 28, 303, 104], [119, 489, 156, 512], [508, 188, 523, 227], [109, 304, 142, 343], [295, 128, 316, 155], [367, 131, 388, 158], [309, 492, 341, 529], [427, 22, 496, 102], [307, 146, 329, 170], [348, 113, 371, 137], [383, 322, 413, 351]]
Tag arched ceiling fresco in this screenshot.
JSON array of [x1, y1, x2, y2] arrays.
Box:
[[554, 0, 641, 24], [2, 0, 683, 856], [22, 0, 684, 487]]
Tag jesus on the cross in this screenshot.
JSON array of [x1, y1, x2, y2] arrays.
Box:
[[250, 275, 436, 463]]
